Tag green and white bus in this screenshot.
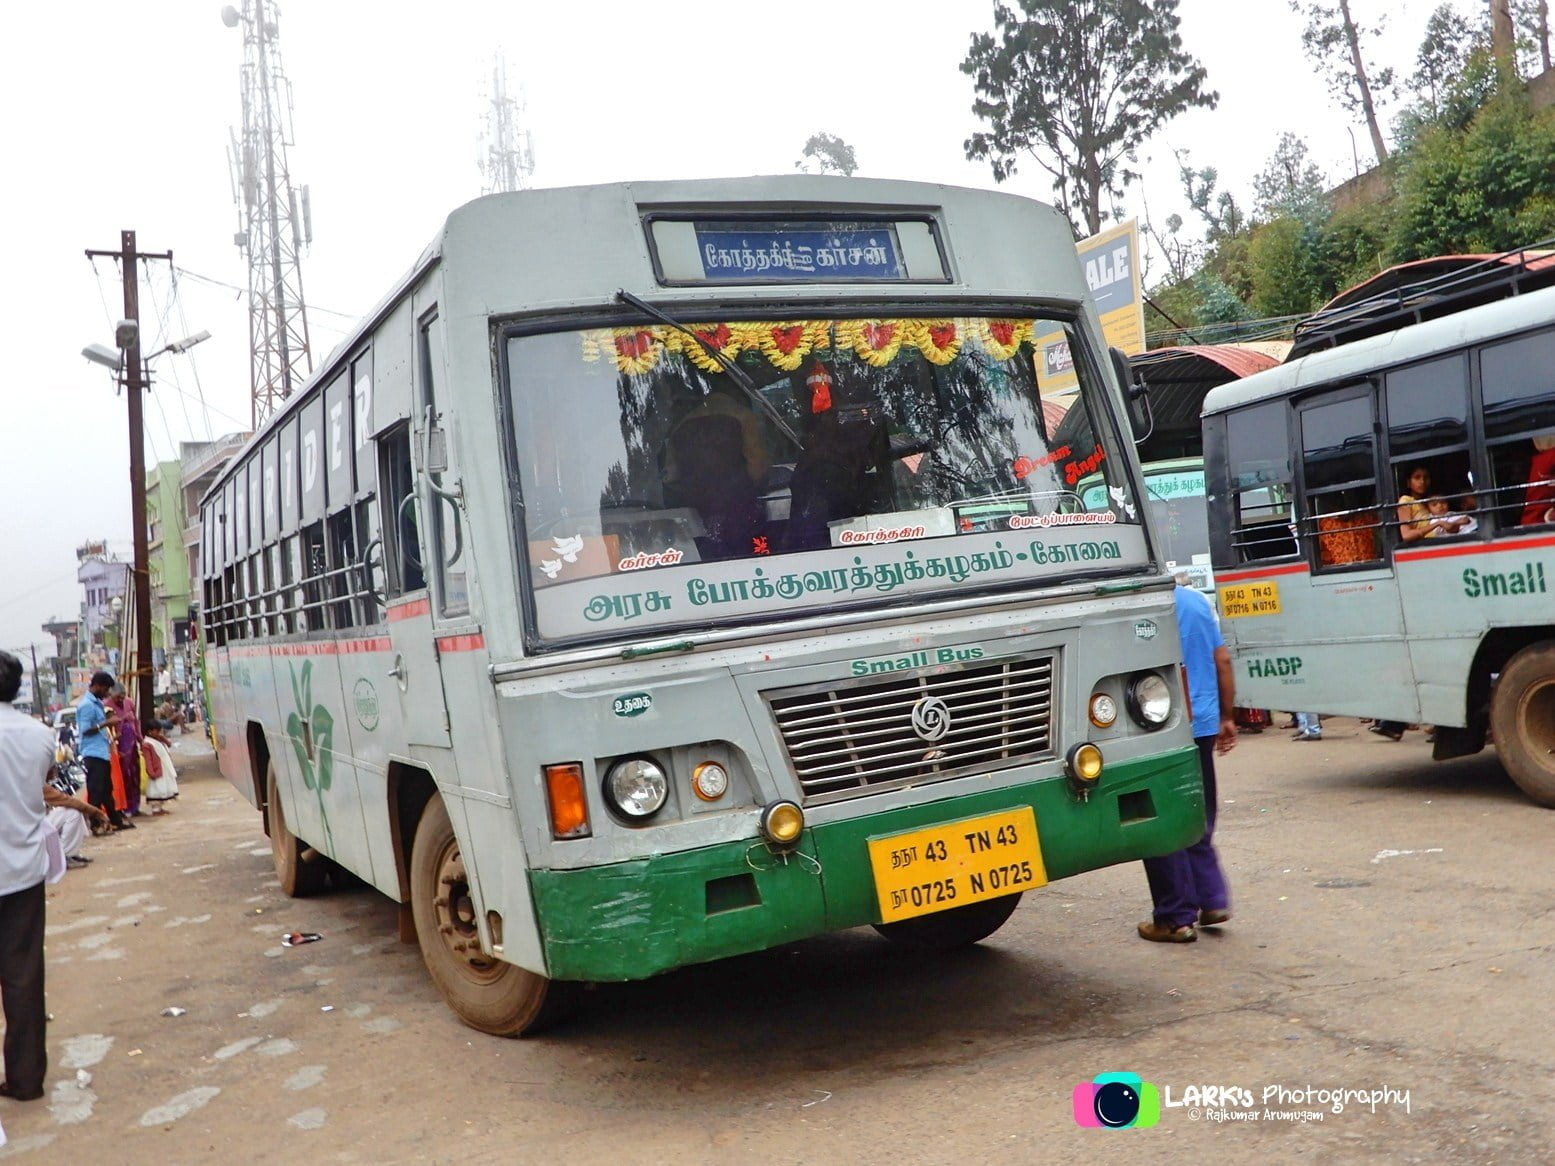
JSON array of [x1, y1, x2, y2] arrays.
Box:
[[200, 176, 1204, 1035], [1201, 249, 1555, 805]]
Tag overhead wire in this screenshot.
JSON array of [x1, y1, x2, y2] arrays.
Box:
[[144, 265, 205, 443]]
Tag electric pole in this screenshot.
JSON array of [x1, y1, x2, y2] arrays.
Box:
[[83, 229, 168, 731], [29, 644, 44, 717], [224, 0, 313, 429]]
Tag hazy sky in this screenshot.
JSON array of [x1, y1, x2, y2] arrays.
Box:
[[0, 0, 1478, 656]]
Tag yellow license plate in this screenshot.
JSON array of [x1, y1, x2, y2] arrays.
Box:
[[868, 806, 1047, 923], [1218, 579, 1281, 618]]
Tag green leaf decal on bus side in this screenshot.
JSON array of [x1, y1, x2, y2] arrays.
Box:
[[286, 660, 334, 849]]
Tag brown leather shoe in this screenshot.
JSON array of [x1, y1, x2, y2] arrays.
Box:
[[1198, 908, 1231, 927], [1137, 920, 1196, 943]]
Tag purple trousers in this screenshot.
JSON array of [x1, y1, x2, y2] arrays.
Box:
[[119, 742, 141, 815], [1143, 737, 1229, 928]]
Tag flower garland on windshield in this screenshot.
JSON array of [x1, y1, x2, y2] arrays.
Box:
[[582, 317, 1034, 375]]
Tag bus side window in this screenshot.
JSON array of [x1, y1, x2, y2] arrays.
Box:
[[377, 425, 425, 596], [301, 522, 327, 631], [1480, 328, 1555, 530], [1224, 402, 1297, 562], [1384, 355, 1474, 541], [1299, 389, 1382, 568]]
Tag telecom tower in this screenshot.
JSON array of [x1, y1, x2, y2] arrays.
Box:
[[478, 52, 535, 195], [222, 0, 313, 429]]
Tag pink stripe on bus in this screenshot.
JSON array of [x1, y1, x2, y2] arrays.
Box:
[[387, 597, 431, 622]]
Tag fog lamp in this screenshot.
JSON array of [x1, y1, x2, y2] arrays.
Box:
[[1065, 742, 1105, 795], [758, 799, 805, 848]]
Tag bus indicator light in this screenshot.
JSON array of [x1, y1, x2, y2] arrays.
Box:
[[691, 761, 730, 801], [544, 763, 592, 839]]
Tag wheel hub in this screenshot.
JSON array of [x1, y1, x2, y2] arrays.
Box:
[[433, 845, 501, 980]]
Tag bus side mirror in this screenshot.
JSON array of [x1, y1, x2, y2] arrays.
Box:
[[1111, 347, 1151, 443]]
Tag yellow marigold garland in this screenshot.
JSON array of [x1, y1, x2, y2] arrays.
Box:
[[667, 323, 742, 374], [910, 319, 962, 366], [839, 318, 905, 367], [752, 320, 825, 371], [608, 326, 665, 376], [970, 318, 1032, 362]]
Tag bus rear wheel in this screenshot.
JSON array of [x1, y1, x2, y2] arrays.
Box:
[[267, 760, 327, 897], [409, 796, 575, 1036], [871, 893, 1022, 951], [1491, 642, 1555, 807]]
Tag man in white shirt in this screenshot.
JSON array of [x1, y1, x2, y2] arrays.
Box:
[[0, 650, 54, 1102]]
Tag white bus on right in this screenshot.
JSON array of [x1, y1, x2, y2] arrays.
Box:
[[1201, 246, 1555, 805]]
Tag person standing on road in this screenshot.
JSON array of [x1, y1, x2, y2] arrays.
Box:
[[0, 650, 62, 1102], [1138, 584, 1237, 943], [76, 671, 127, 830], [108, 686, 143, 819]]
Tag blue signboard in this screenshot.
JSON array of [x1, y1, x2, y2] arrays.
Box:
[[694, 221, 905, 281]]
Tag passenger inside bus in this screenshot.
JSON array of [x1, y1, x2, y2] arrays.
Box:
[[1396, 465, 1437, 543], [1518, 433, 1555, 525]]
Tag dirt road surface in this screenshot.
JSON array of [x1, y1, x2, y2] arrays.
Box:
[[1, 719, 1551, 1165]]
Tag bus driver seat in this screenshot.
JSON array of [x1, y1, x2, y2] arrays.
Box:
[[666, 411, 762, 560]]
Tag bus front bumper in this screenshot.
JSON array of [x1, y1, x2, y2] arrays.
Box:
[[529, 745, 1204, 982]]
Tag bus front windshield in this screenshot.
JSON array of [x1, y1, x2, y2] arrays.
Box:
[[506, 313, 1149, 643]]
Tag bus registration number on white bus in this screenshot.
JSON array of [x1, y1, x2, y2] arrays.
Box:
[[867, 807, 1047, 923]]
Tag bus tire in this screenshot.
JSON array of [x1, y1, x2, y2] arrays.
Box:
[[871, 893, 1022, 951], [410, 796, 575, 1036], [1491, 641, 1555, 807], [268, 760, 327, 898]]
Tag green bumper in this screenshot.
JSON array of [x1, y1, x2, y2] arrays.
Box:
[[530, 745, 1204, 982]]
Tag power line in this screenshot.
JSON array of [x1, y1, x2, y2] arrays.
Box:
[[173, 264, 360, 321]]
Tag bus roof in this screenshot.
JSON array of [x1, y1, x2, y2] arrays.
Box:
[[1202, 279, 1555, 419]]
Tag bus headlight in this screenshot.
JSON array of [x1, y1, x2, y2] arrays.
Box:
[[1088, 692, 1118, 728], [691, 761, 730, 802], [758, 799, 805, 848], [603, 757, 669, 820], [1125, 672, 1172, 730]]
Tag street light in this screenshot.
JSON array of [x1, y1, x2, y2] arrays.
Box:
[[80, 326, 211, 725]]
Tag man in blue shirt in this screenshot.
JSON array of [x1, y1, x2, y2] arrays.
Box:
[[75, 671, 127, 830], [1138, 584, 1237, 943]]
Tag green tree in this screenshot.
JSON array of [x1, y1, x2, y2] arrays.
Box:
[[1247, 218, 1323, 317], [1519, 0, 1551, 72], [1252, 133, 1330, 224], [796, 133, 858, 176], [1410, 4, 1479, 120], [1176, 148, 1245, 241], [962, 0, 1217, 236], [1291, 0, 1395, 163], [1390, 87, 1555, 257]]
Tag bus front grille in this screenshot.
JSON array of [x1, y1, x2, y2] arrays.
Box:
[[766, 654, 1056, 802]]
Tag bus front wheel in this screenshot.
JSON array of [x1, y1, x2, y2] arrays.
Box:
[[267, 760, 327, 897], [1491, 642, 1555, 807], [409, 796, 575, 1036], [871, 893, 1022, 951]]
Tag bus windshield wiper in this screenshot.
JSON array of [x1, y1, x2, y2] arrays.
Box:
[[614, 289, 803, 448]]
